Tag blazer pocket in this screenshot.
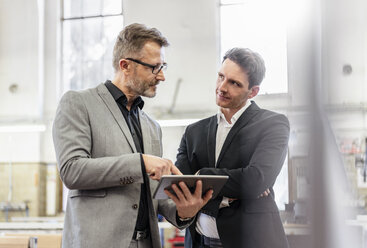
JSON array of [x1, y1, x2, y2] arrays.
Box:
[[69, 189, 107, 198]]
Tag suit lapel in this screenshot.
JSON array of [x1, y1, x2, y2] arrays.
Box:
[[96, 83, 137, 153], [207, 116, 217, 168], [138, 109, 152, 154], [216, 102, 261, 167], [138, 109, 159, 221]]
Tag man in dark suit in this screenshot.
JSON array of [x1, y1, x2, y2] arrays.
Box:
[[174, 48, 290, 248]]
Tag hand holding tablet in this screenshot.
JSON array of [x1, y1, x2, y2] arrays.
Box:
[[153, 175, 229, 200]]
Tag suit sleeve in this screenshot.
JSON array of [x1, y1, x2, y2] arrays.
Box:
[[175, 128, 199, 175], [158, 129, 195, 229], [200, 114, 290, 200], [52, 91, 144, 190]]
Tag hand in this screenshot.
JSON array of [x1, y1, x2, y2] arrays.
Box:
[[258, 188, 270, 198], [165, 180, 213, 219], [142, 154, 182, 180]]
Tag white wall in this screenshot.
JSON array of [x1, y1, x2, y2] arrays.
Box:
[[324, 0, 367, 105], [122, 0, 220, 118], [323, 0, 367, 151], [0, 0, 40, 119], [0, 0, 43, 162], [0, 0, 366, 164]]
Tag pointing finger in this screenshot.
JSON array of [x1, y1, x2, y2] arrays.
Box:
[[171, 165, 183, 175]]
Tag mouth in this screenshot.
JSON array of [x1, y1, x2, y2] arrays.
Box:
[[217, 92, 229, 101], [149, 82, 159, 87]]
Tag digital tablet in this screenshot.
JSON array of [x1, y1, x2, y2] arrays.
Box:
[[153, 175, 229, 200]]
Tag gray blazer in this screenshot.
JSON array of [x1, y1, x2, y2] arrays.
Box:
[[53, 83, 185, 248]]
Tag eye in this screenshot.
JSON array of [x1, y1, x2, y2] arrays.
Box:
[[218, 74, 224, 80], [230, 80, 240, 87]]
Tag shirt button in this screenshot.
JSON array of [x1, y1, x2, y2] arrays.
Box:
[[132, 204, 138, 209]]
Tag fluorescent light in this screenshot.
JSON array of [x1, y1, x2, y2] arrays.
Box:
[[0, 124, 46, 133], [157, 119, 200, 127]]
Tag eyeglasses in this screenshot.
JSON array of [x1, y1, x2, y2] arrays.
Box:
[[125, 58, 167, 75]]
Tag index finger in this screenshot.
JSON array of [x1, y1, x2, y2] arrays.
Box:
[[171, 165, 183, 175]]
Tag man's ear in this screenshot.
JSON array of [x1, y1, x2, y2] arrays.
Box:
[[248, 86, 260, 99], [119, 59, 129, 72]]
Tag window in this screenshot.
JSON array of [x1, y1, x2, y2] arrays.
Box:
[[220, 0, 290, 209], [220, 0, 288, 94], [61, 0, 123, 92]]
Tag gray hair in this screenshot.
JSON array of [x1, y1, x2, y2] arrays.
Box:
[[112, 23, 169, 72]]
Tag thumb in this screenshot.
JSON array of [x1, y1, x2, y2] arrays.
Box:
[[202, 189, 213, 204]]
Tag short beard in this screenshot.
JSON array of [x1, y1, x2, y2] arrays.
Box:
[[126, 78, 157, 98]]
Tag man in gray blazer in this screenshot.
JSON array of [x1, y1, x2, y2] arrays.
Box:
[[53, 23, 212, 248]]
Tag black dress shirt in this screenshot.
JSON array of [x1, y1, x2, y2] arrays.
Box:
[[105, 80, 149, 231]]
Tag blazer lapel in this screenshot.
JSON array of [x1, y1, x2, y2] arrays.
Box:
[[138, 109, 152, 155], [96, 83, 137, 153], [216, 102, 261, 167], [207, 116, 217, 168]]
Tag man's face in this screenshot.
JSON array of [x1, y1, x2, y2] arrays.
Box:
[[215, 59, 258, 111], [126, 41, 166, 98]]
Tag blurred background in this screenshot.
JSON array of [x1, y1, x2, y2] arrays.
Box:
[[0, 0, 366, 247]]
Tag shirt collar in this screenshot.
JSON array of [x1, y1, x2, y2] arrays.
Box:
[[105, 80, 144, 110], [216, 100, 252, 125]]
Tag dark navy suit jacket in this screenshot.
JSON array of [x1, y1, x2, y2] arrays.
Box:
[[176, 102, 290, 248]]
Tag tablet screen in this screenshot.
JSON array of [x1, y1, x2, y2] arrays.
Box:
[[153, 175, 229, 200]]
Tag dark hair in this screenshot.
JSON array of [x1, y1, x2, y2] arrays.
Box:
[[112, 23, 169, 72], [223, 48, 266, 88]]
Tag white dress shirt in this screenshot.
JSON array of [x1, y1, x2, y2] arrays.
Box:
[[195, 101, 252, 238]]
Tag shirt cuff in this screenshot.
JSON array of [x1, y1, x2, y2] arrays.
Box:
[[219, 197, 230, 208], [176, 213, 194, 223]]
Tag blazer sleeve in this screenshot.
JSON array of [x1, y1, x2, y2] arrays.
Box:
[[200, 114, 290, 200], [157, 199, 194, 229], [52, 91, 144, 190], [175, 128, 199, 175]]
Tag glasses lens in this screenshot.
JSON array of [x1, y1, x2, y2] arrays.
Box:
[[153, 64, 167, 74]]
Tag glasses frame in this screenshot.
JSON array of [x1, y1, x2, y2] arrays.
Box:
[[125, 58, 167, 75]]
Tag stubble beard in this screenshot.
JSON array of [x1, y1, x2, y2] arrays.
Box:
[[126, 77, 158, 98]]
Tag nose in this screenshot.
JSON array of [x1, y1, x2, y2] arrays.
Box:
[[217, 80, 227, 92], [155, 69, 165, 81]]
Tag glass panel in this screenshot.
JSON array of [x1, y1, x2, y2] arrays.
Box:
[[82, 60, 104, 89], [81, 18, 104, 62], [274, 157, 289, 210], [220, 0, 288, 94], [103, 15, 124, 55], [62, 19, 83, 91], [103, 0, 123, 15], [62, 19, 82, 62], [62, 16, 123, 91], [82, 0, 102, 17], [63, 0, 82, 19]]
